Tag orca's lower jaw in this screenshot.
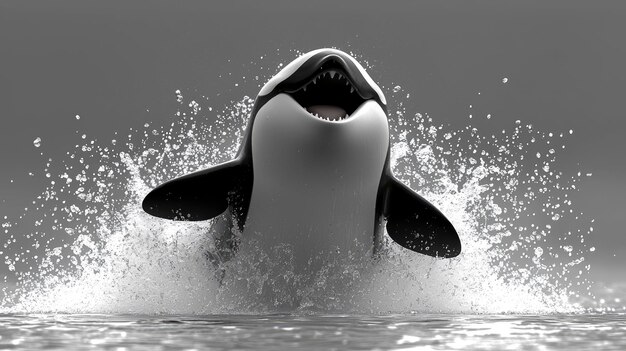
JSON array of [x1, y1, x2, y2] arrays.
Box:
[[287, 68, 369, 122]]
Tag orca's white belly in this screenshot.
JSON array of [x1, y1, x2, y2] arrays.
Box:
[[242, 95, 389, 270]]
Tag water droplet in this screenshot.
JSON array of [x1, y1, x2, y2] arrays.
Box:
[[33, 137, 41, 148]]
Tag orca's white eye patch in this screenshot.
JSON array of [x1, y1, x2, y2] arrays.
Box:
[[344, 54, 386, 106]]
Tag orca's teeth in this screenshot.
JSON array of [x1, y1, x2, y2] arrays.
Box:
[[307, 110, 351, 122], [294, 69, 358, 93], [290, 67, 365, 120]]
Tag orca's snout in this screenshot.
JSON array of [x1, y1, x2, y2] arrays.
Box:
[[256, 49, 387, 116]]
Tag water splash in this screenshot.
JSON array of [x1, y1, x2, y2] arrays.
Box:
[[0, 52, 597, 314]]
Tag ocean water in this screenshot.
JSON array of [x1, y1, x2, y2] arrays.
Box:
[[1, 313, 625, 350], [1, 50, 623, 348]]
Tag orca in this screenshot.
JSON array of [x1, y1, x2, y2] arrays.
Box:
[[142, 48, 461, 265]]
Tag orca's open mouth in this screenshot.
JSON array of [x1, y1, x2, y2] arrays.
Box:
[[287, 66, 367, 122]]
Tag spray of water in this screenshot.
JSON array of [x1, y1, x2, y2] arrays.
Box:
[[0, 52, 596, 314]]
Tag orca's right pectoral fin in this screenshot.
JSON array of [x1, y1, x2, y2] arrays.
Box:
[[384, 177, 461, 258], [142, 159, 248, 221]]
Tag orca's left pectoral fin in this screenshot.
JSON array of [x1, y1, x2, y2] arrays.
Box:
[[384, 177, 461, 258], [142, 159, 248, 221]]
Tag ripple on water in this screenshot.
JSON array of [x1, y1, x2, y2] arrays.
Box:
[[0, 314, 625, 350]]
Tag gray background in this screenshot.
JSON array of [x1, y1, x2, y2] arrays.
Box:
[[0, 1, 624, 289]]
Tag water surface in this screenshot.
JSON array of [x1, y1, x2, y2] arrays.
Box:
[[1, 313, 624, 350]]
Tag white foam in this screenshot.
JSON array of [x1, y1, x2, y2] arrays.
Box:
[[0, 56, 594, 315]]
